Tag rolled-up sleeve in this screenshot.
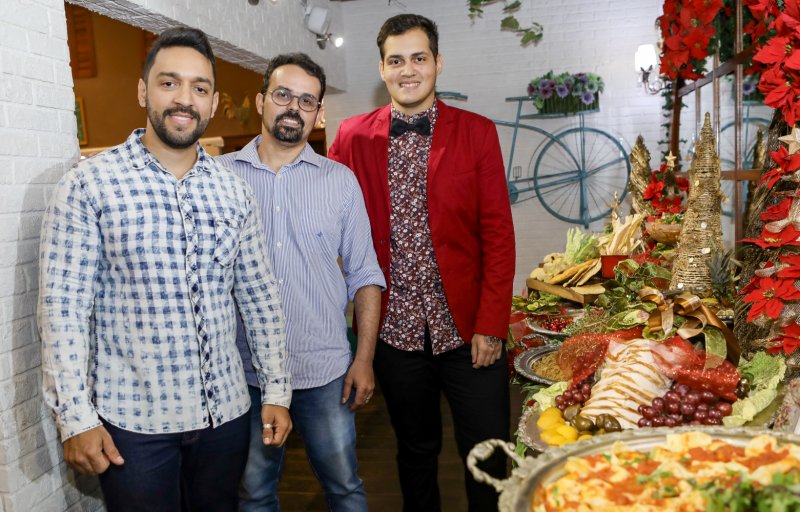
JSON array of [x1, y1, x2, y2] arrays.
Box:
[[339, 175, 386, 300]]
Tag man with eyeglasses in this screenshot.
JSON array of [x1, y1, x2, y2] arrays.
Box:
[[217, 53, 384, 512]]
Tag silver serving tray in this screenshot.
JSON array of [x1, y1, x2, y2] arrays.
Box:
[[513, 345, 562, 386], [514, 426, 800, 512]]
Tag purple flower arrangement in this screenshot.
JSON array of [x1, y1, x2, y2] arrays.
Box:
[[527, 71, 604, 114]]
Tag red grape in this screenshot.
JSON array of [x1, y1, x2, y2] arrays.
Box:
[[638, 404, 646, 415], [686, 391, 701, 406], [694, 410, 708, 423], [664, 391, 680, 404], [642, 407, 658, 420], [652, 397, 665, 412], [701, 391, 717, 404], [708, 409, 722, 420], [667, 402, 681, 414], [663, 417, 678, 427], [696, 403, 709, 413], [680, 403, 695, 416], [580, 383, 592, 395], [675, 383, 691, 396], [716, 402, 733, 416], [638, 418, 653, 428], [652, 416, 665, 427], [707, 417, 722, 425]]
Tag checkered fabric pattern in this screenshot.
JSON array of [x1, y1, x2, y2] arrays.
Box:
[[38, 129, 289, 441]]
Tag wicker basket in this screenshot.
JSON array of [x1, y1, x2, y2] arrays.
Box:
[[646, 221, 682, 245]]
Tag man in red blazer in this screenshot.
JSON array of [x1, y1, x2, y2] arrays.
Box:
[[329, 13, 515, 512]]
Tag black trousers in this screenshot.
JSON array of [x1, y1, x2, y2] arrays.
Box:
[[374, 337, 510, 512]]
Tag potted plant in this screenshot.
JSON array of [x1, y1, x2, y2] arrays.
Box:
[[527, 71, 604, 114]]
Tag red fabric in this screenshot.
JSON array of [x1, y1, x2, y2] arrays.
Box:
[[650, 336, 740, 401], [329, 100, 516, 340]]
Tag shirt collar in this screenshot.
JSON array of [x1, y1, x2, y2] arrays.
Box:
[[122, 128, 215, 175], [391, 103, 438, 126], [235, 134, 323, 172]]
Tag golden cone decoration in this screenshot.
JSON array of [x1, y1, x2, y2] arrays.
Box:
[[628, 135, 656, 216], [670, 113, 723, 293]]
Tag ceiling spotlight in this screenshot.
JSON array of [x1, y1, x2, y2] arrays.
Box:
[[316, 33, 344, 49], [305, 5, 331, 37]]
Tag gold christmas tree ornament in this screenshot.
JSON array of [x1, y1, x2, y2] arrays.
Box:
[[670, 113, 723, 293], [628, 135, 656, 216]]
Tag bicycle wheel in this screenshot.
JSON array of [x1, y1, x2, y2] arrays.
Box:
[[533, 127, 630, 226], [718, 116, 770, 218]]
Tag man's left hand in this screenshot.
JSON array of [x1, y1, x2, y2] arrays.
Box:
[[341, 358, 375, 411], [471, 333, 503, 369], [260, 404, 292, 447]]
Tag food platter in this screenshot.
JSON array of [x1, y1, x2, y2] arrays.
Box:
[[513, 345, 562, 386], [516, 407, 548, 452], [526, 314, 580, 339], [514, 427, 800, 512]]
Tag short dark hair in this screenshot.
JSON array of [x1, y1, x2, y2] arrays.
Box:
[[376, 14, 439, 60], [260, 53, 326, 101], [142, 27, 216, 83]]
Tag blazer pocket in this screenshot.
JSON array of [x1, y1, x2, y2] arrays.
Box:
[[213, 217, 243, 267]]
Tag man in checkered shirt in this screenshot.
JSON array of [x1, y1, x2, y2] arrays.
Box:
[[37, 27, 291, 511]]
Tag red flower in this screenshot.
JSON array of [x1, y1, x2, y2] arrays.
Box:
[[643, 180, 664, 201], [761, 197, 793, 221], [768, 322, 800, 355], [743, 276, 800, 321], [778, 254, 800, 278], [760, 147, 800, 188], [753, 36, 791, 66], [742, 224, 800, 248]]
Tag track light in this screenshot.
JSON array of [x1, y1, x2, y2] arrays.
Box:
[[316, 33, 344, 49]]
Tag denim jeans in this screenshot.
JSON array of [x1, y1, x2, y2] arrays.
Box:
[[98, 413, 249, 512], [240, 375, 367, 512]]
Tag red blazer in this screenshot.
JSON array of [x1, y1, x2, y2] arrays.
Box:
[[329, 100, 515, 341]]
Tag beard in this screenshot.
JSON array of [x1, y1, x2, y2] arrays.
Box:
[[270, 111, 305, 144], [147, 103, 208, 149]]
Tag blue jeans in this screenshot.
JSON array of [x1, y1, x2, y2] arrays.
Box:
[[98, 413, 249, 512], [240, 375, 367, 512]]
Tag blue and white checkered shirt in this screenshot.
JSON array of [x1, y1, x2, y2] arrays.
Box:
[[38, 129, 290, 441], [218, 139, 385, 390]]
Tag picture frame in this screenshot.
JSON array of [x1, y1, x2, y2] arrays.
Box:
[[75, 96, 87, 146]]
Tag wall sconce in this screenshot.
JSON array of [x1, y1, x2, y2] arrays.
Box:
[[635, 44, 664, 94], [302, 1, 344, 49]]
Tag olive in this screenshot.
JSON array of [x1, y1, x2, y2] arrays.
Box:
[[603, 416, 622, 433], [596, 428, 607, 435], [571, 415, 595, 432], [563, 404, 581, 421]]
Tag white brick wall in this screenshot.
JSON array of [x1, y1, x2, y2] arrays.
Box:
[[325, 0, 667, 291], [0, 0, 104, 509]]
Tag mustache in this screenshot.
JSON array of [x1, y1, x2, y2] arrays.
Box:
[[276, 111, 304, 128], [163, 106, 200, 121]]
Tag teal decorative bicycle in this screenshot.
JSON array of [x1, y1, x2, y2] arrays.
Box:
[[437, 92, 631, 227], [497, 96, 631, 227]]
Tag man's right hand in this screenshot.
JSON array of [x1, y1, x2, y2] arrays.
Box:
[[62, 425, 125, 475]]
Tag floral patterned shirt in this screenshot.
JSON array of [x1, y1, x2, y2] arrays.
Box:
[[381, 104, 463, 354]]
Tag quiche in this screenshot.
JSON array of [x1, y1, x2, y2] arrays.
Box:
[[532, 431, 800, 511]]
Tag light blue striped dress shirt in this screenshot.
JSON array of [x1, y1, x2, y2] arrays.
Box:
[[38, 130, 289, 441], [217, 138, 385, 390]]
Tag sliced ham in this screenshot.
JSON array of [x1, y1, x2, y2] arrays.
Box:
[[580, 338, 672, 429]]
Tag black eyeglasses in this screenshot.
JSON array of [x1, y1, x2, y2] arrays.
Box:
[[267, 88, 321, 112]]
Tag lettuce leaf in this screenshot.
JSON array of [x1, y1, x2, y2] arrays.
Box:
[[531, 381, 568, 410], [563, 228, 598, 265]]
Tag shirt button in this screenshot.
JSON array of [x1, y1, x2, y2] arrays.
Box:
[[277, 241, 282, 248], [278, 278, 284, 284], [275, 205, 281, 212]]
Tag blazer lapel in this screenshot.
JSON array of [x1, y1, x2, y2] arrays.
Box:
[[428, 99, 454, 184], [372, 106, 392, 210]]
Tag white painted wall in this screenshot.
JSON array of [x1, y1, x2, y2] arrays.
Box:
[[323, 0, 667, 292]]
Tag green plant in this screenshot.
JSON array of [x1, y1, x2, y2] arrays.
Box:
[[467, 0, 543, 46]]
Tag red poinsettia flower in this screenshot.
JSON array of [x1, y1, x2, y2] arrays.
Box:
[[753, 36, 791, 66], [643, 180, 664, 201], [742, 224, 800, 248], [761, 196, 793, 221], [777, 0, 800, 37], [743, 275, 800, 321], [760, 147, 800, 188], [768, 322, 800, 355], [778, 254, 800, 278], [740, 261, 777, 296], [759, 68, 796, 121], [689, 0, 724, 24]]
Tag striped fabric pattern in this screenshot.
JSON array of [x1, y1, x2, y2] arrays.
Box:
[[38, 129, 289, 441], [217, 139, 385, 390]]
